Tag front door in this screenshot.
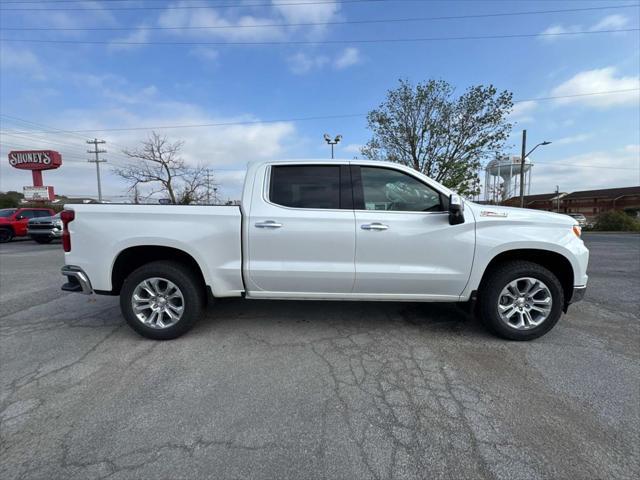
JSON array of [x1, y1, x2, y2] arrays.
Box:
[[352, 166, 475, 298], [247, 164, 356, 295]]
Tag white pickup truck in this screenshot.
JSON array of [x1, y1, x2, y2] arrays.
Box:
[[60, 160, 588, 341]]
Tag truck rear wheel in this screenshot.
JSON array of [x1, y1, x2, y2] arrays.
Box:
[[120, 261, 205, 340], [479, 261, 564, 341]]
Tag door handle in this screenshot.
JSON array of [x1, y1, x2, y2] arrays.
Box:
[[255, 220, 283, 229], [361, 223, 389, 231]]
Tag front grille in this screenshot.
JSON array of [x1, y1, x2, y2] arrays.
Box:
[[29, 223, 55, 230]]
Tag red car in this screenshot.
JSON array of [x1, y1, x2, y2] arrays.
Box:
[[0, 207, 56, 243]]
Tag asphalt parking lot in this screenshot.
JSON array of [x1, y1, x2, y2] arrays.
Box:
[[1, 234, 638, 480]]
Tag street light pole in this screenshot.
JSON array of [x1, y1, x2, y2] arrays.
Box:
[[519, 130, 552, 208], [323, 133, 342, 159], [519, 130, 527, 208]]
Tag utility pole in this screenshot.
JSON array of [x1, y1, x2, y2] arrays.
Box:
[[87, 139, 107, 203], [555, 185, 560, 213], [519, 129, 527, 208], [519, 131, 552, 209]]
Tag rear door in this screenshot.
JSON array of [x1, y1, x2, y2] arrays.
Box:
[[352, 165, 475, 298], [246, 164, 356, 294]]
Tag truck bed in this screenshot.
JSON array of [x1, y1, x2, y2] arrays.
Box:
[[64, 204, 244, 297]]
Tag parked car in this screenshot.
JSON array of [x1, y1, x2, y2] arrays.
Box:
[[28, 213, 62, 244], [0, 207, 56, 243], [567, 213, 588, 228], [60, 160, 589, 341]]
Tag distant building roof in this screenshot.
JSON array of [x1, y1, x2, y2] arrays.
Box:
[[505, 192, 566, 204], [563, 186, 640, 200]]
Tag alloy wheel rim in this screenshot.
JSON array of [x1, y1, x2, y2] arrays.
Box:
[[497, 277, 553, 330], [131, 277, 184, 329]]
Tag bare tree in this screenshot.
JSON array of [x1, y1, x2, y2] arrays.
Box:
[[362, 79, 513, 196], [176, 165, 211, 205], [114, 132, 211, 204]]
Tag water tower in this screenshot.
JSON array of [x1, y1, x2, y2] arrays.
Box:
[[484, 155, 532, 204]]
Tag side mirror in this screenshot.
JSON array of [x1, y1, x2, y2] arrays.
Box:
[[448, 194, 465, 225], [15, 215, 26, 220]]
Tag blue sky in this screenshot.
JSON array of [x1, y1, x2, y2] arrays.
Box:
[[1, 0, 639, 201]]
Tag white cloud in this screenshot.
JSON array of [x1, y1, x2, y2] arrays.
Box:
[[539, 14, 630, 42], [623, 144, 640, 154], [189, 47, 219, 63], [0, 81, 298, 200], [553, 133, 591, 146], [590, 14, 629, 31], [550, 67, 640, 108], [510, 100, 537, 123], [287, 52, 330, 75], [342, 143, 363, 154], [334, 47, 361, 69], [109, 25, 151, 50], [529, 149, 640, 194], [540, 24, 580, 40], [272, 0, 341, 37], [0, 45, 44, 79], [156, 0, 342, 42], [287, 48, 361, 74]]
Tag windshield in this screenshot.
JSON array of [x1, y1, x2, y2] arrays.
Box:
[[0, 209, 17, 218]]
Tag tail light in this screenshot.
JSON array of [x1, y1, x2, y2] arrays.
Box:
[[60, 209, 75, 252]]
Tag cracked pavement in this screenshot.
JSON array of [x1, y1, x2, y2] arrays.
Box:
[[1, 234, 638, 479]]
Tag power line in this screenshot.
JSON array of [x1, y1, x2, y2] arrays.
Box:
[[2, 89, 638, 135], [0, 0, 434, 12], [3, 27, 638, 46], [0, 114, 132, 154], [2, 4, 637, 31]]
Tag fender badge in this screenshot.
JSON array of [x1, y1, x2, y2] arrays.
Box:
[[480, 210, 508, 217]]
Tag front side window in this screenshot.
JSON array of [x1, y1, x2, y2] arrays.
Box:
[[269, 165, 341, 209], [360, 167, 442, 212], [0, 209, 17, 218]]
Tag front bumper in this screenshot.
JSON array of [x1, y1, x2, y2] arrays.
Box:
[[61, 265, 93, 294], [28, 227, 62, 238]]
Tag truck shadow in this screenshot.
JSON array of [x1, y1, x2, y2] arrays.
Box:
[[193, 298, 493, 340]]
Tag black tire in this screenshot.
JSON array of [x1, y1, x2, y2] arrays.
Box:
[[33, 237, 53, 244], [478, 261, 565, 341], [120, 261, 205, 340], [0, 228, 13, 243]]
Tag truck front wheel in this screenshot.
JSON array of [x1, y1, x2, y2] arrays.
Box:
[[0, 228, 14, 243], [120, 261, 205, 340], [479, 261, 564, 341]]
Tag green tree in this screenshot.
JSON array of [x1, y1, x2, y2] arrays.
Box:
[[362, 79, 513, 196], [593, 211, 640, 232], [0, 191, 23, 208]]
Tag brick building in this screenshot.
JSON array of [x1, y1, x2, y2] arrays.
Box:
[[504, 186, 640, 220]]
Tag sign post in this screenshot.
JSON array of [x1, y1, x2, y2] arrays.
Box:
[[7, 150, 62, 202]]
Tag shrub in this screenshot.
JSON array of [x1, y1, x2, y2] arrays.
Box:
[[593, 210, 640, 232]]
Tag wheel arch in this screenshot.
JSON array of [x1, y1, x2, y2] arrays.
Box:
[[109, 245, 208, 297], [478, 249, 575, 305]]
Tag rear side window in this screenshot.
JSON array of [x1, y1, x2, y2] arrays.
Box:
[[269, 165, 342, 209]]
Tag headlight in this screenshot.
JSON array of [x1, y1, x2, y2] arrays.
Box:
[[572, 225, 582, 237]]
